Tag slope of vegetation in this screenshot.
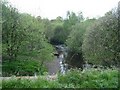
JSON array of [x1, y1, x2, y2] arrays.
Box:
[[2, 68, 118, 88]]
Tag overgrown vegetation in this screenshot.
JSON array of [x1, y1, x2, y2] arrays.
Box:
[[66, 19, 96, 68], [2, 1, 54, 76], [1, 0, 119, 89], [2, 60, 47, 76], [82, 10, 119, 67], [2, 68, 118, 88]]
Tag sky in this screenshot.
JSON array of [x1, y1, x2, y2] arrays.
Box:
[[8, 0, 119, 20]]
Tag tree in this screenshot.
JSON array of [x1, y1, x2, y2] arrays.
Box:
[[18, 13, 54, 63], [2, 2, 25, 61], [63, 11, 84, 43], [82, 9, 119, 67], [2, 1, 54, 76], [66, 19, 96, 68], [50, 25, 66, 45]]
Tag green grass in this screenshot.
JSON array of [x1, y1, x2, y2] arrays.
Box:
[[2, 68, 118, 88]]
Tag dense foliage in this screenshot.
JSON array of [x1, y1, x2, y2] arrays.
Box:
[[2, 68, 118, 88], [50, 25, 65, 44], [65, 19, 96, 68], [2, 60, 47, 76], [2, 1, 54, 76], [1, 0, 119, 89], [2, 0, 119, 83], [2, 2, 25, 60], [65, 9, 119, 68], [82, 10, 119, 67]]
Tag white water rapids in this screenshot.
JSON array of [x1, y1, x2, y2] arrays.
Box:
[[55, 45, 68, 74]]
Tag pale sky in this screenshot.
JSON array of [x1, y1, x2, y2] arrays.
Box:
[[8, 0, 119, 20]]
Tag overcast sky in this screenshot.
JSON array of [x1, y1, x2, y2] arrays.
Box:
[[8, 0, 119, 20]]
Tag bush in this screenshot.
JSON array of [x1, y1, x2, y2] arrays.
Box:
[[58, 69, 82, 85], [2, 60, 47, 76], [58, 68, 118, 88]]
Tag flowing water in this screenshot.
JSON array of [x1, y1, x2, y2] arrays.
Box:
[[55, 45, 68, 74], [44, 44, 68, 75]]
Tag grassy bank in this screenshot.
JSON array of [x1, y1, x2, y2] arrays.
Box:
[[2, 68, 118, 88]]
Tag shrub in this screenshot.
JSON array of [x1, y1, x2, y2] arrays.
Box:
[[58, 69, 83, 86], [80, 68, 118, 88], [58, 68, 118, 88], [2, 60, 47, 76]]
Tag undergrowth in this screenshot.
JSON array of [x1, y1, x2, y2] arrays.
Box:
[[2, 68, 118, 88]]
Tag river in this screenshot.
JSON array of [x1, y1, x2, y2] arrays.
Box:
[[55, 45, 68, 74], [45, 44, 68, 75]]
